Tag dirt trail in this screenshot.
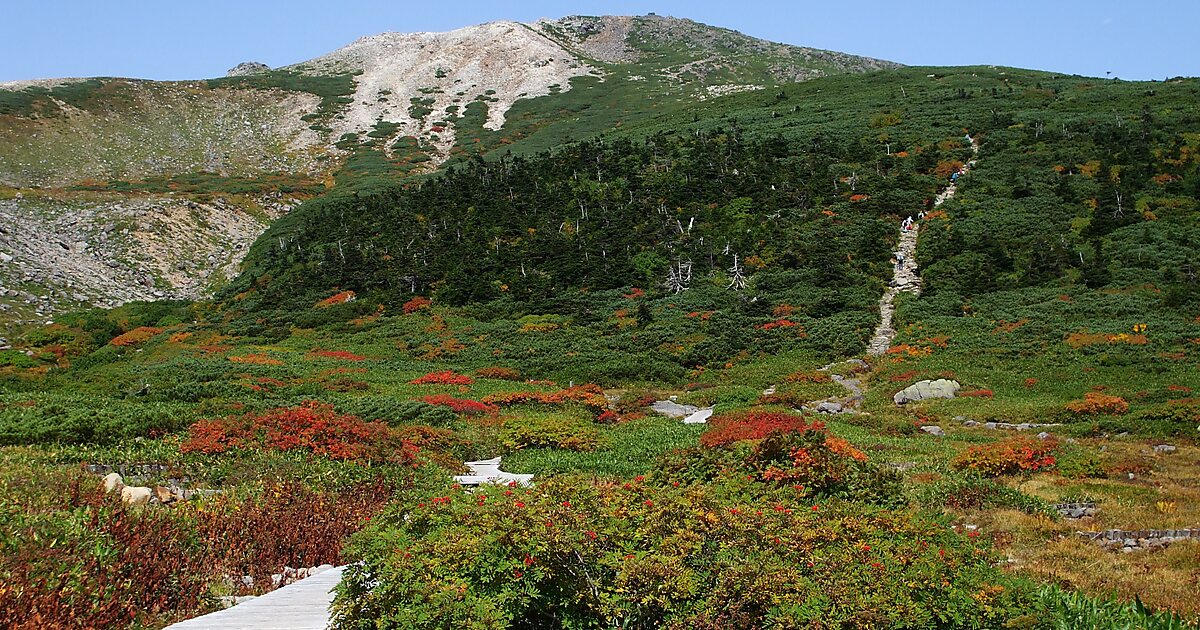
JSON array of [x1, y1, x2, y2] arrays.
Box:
[[866, 138, 979, 356]]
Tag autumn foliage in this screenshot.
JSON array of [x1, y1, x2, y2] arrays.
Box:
[[700, 411, 821, 448], [475, 366, 522, 381], [1065, 392, 1130, 415], [421, 394, 496, 416], [409, 370, 474, 386], [951, 436, 1057, 476], [402, 296, 432, 314], [181, 402, 419, 464], [483, 384, 608, 414], [309, 350, 367, 361], [109, 326, 164, 347], [314, 290, 356, 308]]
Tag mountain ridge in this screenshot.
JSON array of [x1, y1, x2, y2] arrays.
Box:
[[0, 14, 900, 325]]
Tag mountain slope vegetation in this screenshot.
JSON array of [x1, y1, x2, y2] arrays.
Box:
[[0, 19, 1198, 630]]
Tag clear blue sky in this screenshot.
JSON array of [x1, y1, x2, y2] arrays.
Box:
[[2, 1, 1196, 83]]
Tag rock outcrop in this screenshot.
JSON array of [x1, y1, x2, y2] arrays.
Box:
[[894, 379, 961, 405], [226, 61, 271, 76]]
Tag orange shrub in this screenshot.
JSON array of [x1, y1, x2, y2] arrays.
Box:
[[228, 353, 283, 366], [784, 371, 831, 384], [1065, 392, 1129, 415], [483, 384, 608, 415], [109, 327, 164, 347], [315, 290, 356, 308], [951, 437, 1057, 477], [402, 296, 432, 314], [959, 389, 994, 399], [475, 366, 522, 381]]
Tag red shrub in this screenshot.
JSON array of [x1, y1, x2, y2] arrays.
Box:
[[402, 296, 432, 314], [700, 411, 821, 448], [0, 477, 392, 629], [759, 319, 802, 331], [959, 389, 994, 398], [421, 394, 496, 416], [181, 402, 418, 464], [410, 370, 474, 385], [484, 384, 608, 415]]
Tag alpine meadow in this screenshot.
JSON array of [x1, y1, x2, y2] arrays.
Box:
[[0, 13, 1198, 630]]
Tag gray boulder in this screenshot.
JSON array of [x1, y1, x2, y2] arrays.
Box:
[[920, 425, 946, 437], [893, 379, 961, 405], [815, 401, 844, 414]]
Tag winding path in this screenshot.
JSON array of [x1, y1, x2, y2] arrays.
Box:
[[866, 138, 979, 356]]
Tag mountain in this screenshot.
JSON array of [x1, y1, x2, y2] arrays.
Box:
[[0, 15, 895, 327]]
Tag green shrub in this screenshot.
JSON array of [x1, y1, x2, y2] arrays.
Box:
[[335, 397, 457, 428], [335, 476, 1034, 628], [501, 413, 604, 451], [915, 475, 1058, 517]]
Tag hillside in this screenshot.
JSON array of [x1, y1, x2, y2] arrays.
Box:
[[0, 15, 893, 324], [3, 15, 1200, 629]]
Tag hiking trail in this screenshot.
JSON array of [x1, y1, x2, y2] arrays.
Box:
[[866, 137, 979, 356], [165, 566, 345, 630]]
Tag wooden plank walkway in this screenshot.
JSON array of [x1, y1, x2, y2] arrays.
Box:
[[165, 566, 345, 630]]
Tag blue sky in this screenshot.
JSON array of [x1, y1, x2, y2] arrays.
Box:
[[2, 1, 1196, 82]]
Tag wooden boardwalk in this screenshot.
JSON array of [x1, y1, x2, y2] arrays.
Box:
[[166, 566, 345, 630]]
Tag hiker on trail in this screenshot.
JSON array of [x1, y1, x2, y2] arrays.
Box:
[[896, 251, 906, 267], [918, 210, 926, 220]]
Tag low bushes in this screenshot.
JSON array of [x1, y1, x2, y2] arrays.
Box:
[[1065, 392, 1130, 415], [951, 436, 1058, 477], [420, 394, 496, 416], [699, 410, 816, 447], [334, 476, 1035, 628], [501, 413, 605, 452], [335, 397, 456, 428], [181, 402, 420, 464], [409, 370, 474, 385], [915, 475, 1058, 517], [0, 477, 394, 629], [484, 384, 608, 415]]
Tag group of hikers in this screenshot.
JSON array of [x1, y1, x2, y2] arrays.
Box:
[[894, 132, 973, 270]]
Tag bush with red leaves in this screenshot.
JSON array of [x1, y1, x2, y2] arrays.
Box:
[[410, 370, 474, 386], [700, 411, 821, 448], [402, 296, 432, 314], [483, 384, 608, 414], [181, 401, 419, 464], [421, 394, 496, 416], [0, 477, 394, 629]]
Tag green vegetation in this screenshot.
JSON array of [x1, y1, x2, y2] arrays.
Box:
[[0, 59, 1198, 628]]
